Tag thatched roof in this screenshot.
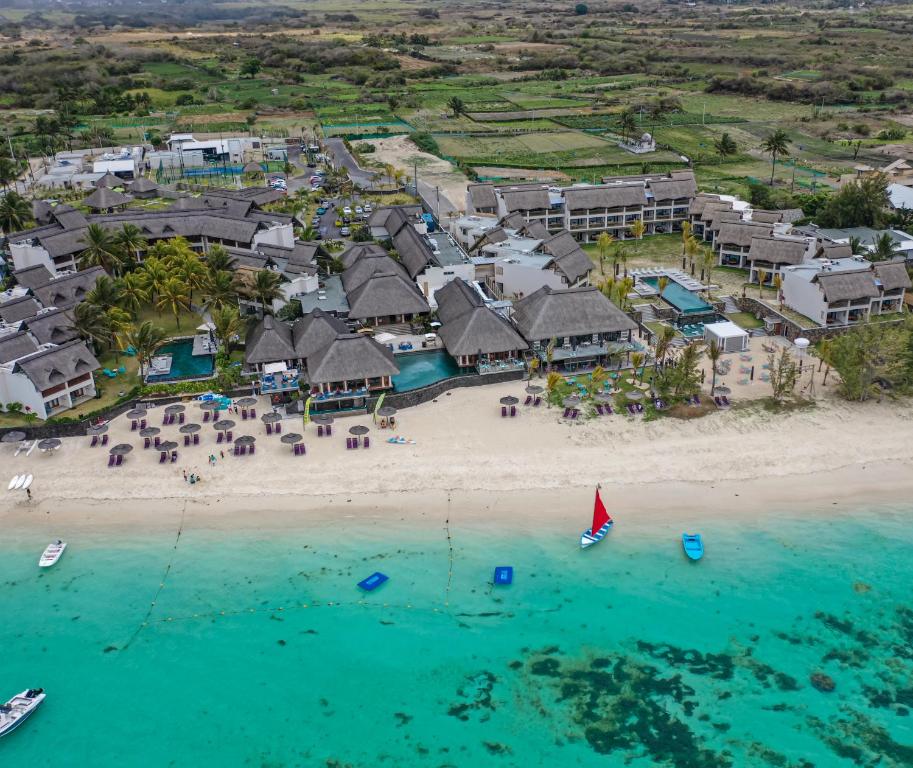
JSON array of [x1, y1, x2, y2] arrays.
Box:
[[95, 172, 124, 188], [12, 264, 53, 290], [539, 231, 593, 283], [0, 331, 39, 364], [83, 187, 133, 210], [15, 340, 100, 390], [716, 222, 773, 248], [563, 184, 647, 211], [439, 306, 528, 357], [21, 306, 77, 346], [873, 261, 912, 291], [127, 177, 159, 193], [306, 333, 399, 383], [341, 254, 410, 293], [511, 285, 636, 341], [748, 237, 807, 265], [816, 243, 853, 260], [649, 171, 697, 201], [32, 267, 104, 309], [0, 295, 42, 324], [517, 220, 550, 240], [434, 278, 483, 324], [244, 315, 296, 365], [815, 270, 879, 302], [292, 308, 349, 360], [345, 272, 431, 320], [392, 224, 435, 278], [468, 183, 498, 210], [500, 188, 550, 212], [339, 242, 387, 269]]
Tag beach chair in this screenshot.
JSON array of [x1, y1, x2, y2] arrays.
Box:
[[510, 405, 517, 417], [217, 432, 224, 444], [241, 410, 248, 420], [363, 436, 370, 449], [90, 435, 98, 447], [275, 423, 281, 434], [102, 434, 109, 446], [694, 395, 701, 405], [108, 455, 115, 467], [627, 403, 635, 415], [115, 455, 123, 466], [140, 419, 147, 429], [250, 408, 256, 418], [596, 404, 604, 416], [184, 435, 190, 447], [317, 425, 324, 438], [326, 425, 332, 436], [154, 436, 161, 448], [722, 396, 731, 407], [562, 407, 570, 419], [225, 431, 232, 443], [159, 452, 167, 464], [144, 437, 150, 449], [179, 413, 185, 424], [266, 423, 273, 435], [203, 412, 211, 423], [605, 405, 614, 415], [249, 445, 255, 455], [501, 406, 507, 418], [524, 395, 532, 406], [131, 420, 137, 431], [171, 451, 177, 463], [534, 396, 541, 407], [714, 396, 723, 407], [193, 433, 199, 445], [636, 403, 644, 413], [346, 438, 352, 450], [569, 409, 578, 421]]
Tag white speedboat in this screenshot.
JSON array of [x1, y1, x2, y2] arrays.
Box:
[[39, 540, 66, 568], [0, 689, 45, 738]]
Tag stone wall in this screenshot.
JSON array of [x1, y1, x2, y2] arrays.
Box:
[[365, 369, 525, 411]]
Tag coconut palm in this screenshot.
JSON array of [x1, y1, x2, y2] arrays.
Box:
[[616, 243, 630, 278], [653, 325, 675, 376], [818, 338, 833, 386], [249, 269, 284, 316], [139, 256, 169, 307], [211, 305, 244, 354], [630, 218, 646, 245], [202, 269, 238, 312], [111, 223, 145, 272], [118, 271, 149, 317], [618, 108, 637, 144], [713, 132, 738, 162], [870, 232, 900, 262], [122, 321, 167, 377], [68, 301, 109, 353], [79, 223, 123, 275], [657, 276, 669, 297], [176, 252, 207, 304], [757, 268, 768, 299], [773, 273, 783, 308], [205, 244, 237, 274], [85, 274, 122, 311], [848, 236, 865, 256], [0, 190, 32, 233], [707, 340, 722, 394], [155, 276, 190, 328], [680, 221, 692, 261], [595, 231, 614, 276], [700, 248, 715, 286], [761, 129, 790, 186], [527, 357, 540, 381], [545, 370, 563, 407], [685, 234, 699, 273], [630, 351, 645, 384], [105, 306, 133, 359]]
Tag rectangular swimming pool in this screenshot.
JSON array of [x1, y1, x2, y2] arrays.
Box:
[[392, 350, 465, 392], [145, 339, 215, 383], [643, 277, 713, 315]]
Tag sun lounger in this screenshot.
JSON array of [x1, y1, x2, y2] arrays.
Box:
[[249, 445, 255, 455], [241, 410, 248, 420], [179, 413, 185, 424], [90, 435, 98, 447], [326, 425, 332, 436], [524, 395, 532, 406], [171, 451, 177, 462], [203, 412, 210, 422], [605, 405, 613, 415], [131, 420, 137, 431], [722, 396, 731, 407], [570, 409, 579, 420], [714, 396, 723, 407], [140, 419, 146, 429], [159, 452, 167, 463], [193, 433, 199, 445], [184, 435, 190, 446], [363, 436, 369, 448], [115, 455, 123, 466], [275, 423, 281, 434], [108, 455, 116, 467], [510, 405, 517, 417], [596, 404, 604, 415], [627, 403, 635, 415], [317, 425, 324, 437], [226, 431, 233, 442], [562, 407, 570, 418], [144, 437, 150, 449], [501, 406, 507, 418], [154, 436, 160, 447], [534, 396, 541, 407], [266, 423, 273, 435], [636, 403, 644, 413], [250, 408, 256, 418], [217, 432, 223, 444], [102, 434, 109, 446]]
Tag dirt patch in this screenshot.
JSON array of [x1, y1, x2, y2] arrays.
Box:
[[871, 142, 913, 160], [394, 55, 436, 71], [472, 166, 570, 182]]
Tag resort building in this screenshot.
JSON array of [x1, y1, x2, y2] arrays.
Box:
[[463, 170, 698, 241], [746, 236, 813, 287], [510, 285, 637, 373], [714, 222, 775, 269], [0, 332, 100, 419], [795, 225, 913, 262], [6, 187, 292, 275], [340, 253, 431, 327], [780, 258, 911, 327], [366, 205, 425, 240], [434, 278, 528, 371], [305, 333, 400, 408]]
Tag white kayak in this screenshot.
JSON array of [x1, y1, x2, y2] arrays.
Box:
[[13, 475, 26, 490], [8, 475, 21, 491], [21, 475, 32, 491], [39, 540, 66, 568], [0, 689, 45, 738]]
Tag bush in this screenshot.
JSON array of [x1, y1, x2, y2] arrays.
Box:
[[409, 131, 439, 155]]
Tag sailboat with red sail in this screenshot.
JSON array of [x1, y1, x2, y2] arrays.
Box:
[[580, 486, 613, 549]]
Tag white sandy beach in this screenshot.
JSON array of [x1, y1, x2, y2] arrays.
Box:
[[1, 373, 912, 536]]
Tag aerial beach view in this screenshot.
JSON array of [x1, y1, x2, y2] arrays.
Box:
[[1, 0, 913, 764]]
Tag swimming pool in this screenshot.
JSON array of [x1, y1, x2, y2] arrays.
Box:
[[145, 339, 215, 383], [391, 350, 464, 392], [643, 277, 713, 314]]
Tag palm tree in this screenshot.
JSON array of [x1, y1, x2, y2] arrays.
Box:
[[205, 245, 237, 274], [653, 325, 675, 377], [818, 338, 833, 386], [249, 269, 284, 316], [596, 231, 614, 276], [713, 132, 738, 162], [630, 218, 646, 247], [211, 305, 244, 354], [86, 274, 122, 311], [122, 321, 167, 378], [105, 306, 133, 359], [527, 356, 540, 381], [685, 235, 699, 273], [140, 256, 169, 308], [707, 340, 722, 394], [657, 276, 669, 297], [177, 252, 207, 304], [871, 233, 900, 261], [202, 269, 238, 311], [545, 370, 563, 407], [757, 268, 768, 299], [773, 273, 783, 308], [111, 223, 146, 273], [700, 247, 715, 285], [155, 277, 190, 328], [68, 301, 109, 353], [0, 191, 32, 233], [680, 221, 692, 262], [618, 108, 637, 144], [761, 129, 790, 186], [0, 157, 19, 190], [630, 351, 645, 384], [79, 224, 123, 275], [848, 236, 866, 256], [118, 271, 149, 317], [617, 243, 630, 277]]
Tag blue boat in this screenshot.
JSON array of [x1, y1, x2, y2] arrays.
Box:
[[580, 487, 613, 549], [493, 566, 513, 585], [682, 533, 704, 561], [357, 572, 389, 591]]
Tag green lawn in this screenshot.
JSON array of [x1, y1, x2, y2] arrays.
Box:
[[725, 312, 764, 330], [136, 307, 204, 338]]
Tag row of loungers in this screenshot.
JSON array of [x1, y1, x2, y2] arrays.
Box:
[[265, 423, 282, 435], [345, 438, 370, 449], [216, 431, 234, 443], [107, 454, 124, 467], [183, 434, 200, 446], [293, 443, 306, 456], [523, 395, 542, 407], [500, 406, 518, 418], [715, 396, 732, 408], [234, 445, 255, 456], [316, 425, 333, 437], [240, 408, 257, 419], [130, 419, 146, 431], [159, 450, 178, 463], [90, 434, 109, 447], [162, 413, 185, 426]]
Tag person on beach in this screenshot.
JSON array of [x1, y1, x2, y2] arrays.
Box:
[[183, 470, 188, 482], [26, 488, 31, 501], [220, 450, 225, 459]]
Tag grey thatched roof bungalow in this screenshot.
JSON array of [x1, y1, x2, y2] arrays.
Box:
[[83, 186, 133, 211], [715, 222, 774, 268], [0, 295, 43, 324], [292, 308, 349, 361], [127, 177, 160, 198], [244, 314, 297, 369], [747, 236, 810, 284], [305, 333, 399, 399], [33, 267, 104, 309], [466, 183, 498, 215], [6, 338, 100, 419], [511, 285, 636, 371], [538, 231, 593, 285], [339, 242, 388, 270]]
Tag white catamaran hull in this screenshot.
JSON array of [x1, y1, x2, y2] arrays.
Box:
[[0, 689, 45, 738], [580, 521, 613, 549]]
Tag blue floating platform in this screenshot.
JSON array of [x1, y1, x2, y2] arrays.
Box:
[[493, 566, 513, 585], [357, 572, 389, 591]]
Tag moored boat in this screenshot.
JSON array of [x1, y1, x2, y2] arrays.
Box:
[[682, 533, 704, 561], [580, 487, 613, 549], [39, 540, 66, 568], [0, 689, 45, 738]]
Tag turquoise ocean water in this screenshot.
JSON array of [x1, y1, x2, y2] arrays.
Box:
[[2, 506, 912, 767]]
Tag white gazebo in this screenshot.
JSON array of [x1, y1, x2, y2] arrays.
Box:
[[703, 320, 749, 353]]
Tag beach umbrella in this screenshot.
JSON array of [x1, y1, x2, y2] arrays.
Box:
[[234, 435, 256, 446], [109, 443, 133, 455], [139, 427, 160, 438], [525, 385, 543, 395], [38, 438, 61, 451], [377, 406, 397, 418], [179, 423, 201, 434], [594, 391, 614, 402], [499, 395, 519, 406], [563, 395, 581, 408], [625, 390, 644, 402], [714, 385, 731, 396], [165, 404, 186, 414], [236, 397, 258, 407], [349, 425, 369, 436], [87, 423, 109, 435], [311, 414, 334, 425], [2, 430, 26, 443], [261, 412, 282, 424], [126, 408, 147, 419], [213, 419, 235, 431], [281, 432, 303, 445], [199, 400, 220, 411], [158, 440, 178, 452]]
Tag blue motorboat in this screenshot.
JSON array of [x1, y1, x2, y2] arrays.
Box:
[[357, 572, 389, 591], [682, 533, 704, 561], [493, 566, 513, 585]]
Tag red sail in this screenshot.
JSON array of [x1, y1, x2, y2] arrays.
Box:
[[591, 488, 610, 533]]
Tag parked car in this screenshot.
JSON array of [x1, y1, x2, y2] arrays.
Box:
[[343, 206, 352, 216], [311, 217, 321, 227], [363, 203, 372, 214], [335, 218, 343, 227], [316, 207, 327, 215], [340, 226, 351, 236], [355, 206, 363, 215], [342, 215, 351, 224]]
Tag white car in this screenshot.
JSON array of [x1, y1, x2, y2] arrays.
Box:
[[343, 206, 352, 216], [363, 203, 372, 213], [355, 206, 363, 215], [340, 226, 351, 236]]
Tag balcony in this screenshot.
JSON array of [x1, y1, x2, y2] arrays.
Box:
[[260, 370, 300, 394]]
